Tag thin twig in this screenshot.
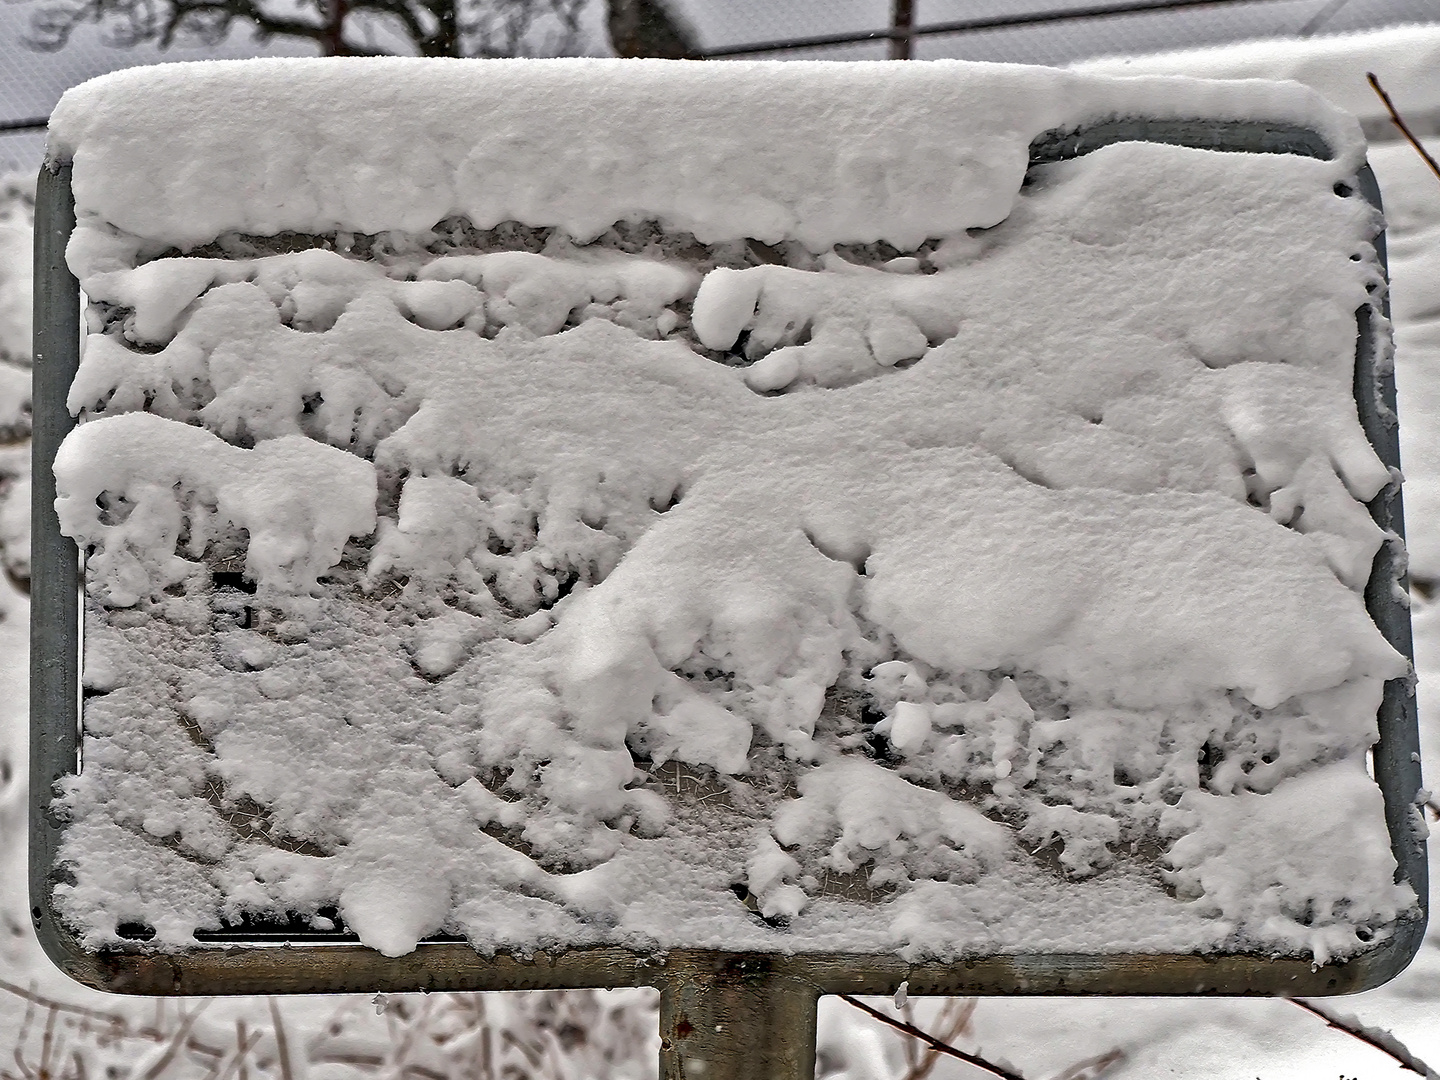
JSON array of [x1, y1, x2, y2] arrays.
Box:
[[837, 994, 1028, 1080], [211, 1028, 261, 1080], [901, 997, 977, 1080], [144, 1000, 164, 1044], [1298, 0, 1349, 37], [235, 1020, 249, 1080], [267, 1000, 294, 1080], [0, 980, 225, 1062], [1290, 998, 1436, 1077], [15, 985, 38, 1067], [39, 1006, 59, 1080], [1049, 1047, 1127, 1080], [0, 980, 127, 1029], [1367, 73, 1440, 185], [134, 1002, 209, 1080]]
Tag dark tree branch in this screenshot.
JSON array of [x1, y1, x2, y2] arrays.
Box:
[[164, 0, 328, 48], [321, 0, 346, 54], [837, 994, 1030, 1080], [608, 0, 698, 59], [18, 0, 579, 57], [1049, 1048, 1127, 1080], [1369, 72, 1440, 186], [898, 996, 977, 1080], [346, 0, 427, 54], [22, 0, 103, 52], [1291, 998, 1436, 1077]]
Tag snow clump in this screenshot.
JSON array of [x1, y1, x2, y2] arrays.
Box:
[[44, 59, 1414, 963]]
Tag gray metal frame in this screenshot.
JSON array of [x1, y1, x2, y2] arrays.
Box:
[[30, 118, 1427, 1079]]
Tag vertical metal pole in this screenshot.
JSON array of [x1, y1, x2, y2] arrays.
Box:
[[659, 957, 819, 1080], [323, 0, 349, 55], [889, 0, 914, 60], [30, 159, 82, 967]]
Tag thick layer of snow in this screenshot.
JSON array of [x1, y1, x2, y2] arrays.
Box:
[[45, 60, 1415, 963], [1079, 23, 1440, 124], [48, 57, 1367, 264], [1078, 25, 1440, 587]]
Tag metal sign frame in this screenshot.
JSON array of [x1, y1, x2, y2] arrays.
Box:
[[31, 117, 1427, 1080]]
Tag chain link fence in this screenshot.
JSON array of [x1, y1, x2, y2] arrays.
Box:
[[3, 0, 1439, 171], [675, 0, 1440, 62]]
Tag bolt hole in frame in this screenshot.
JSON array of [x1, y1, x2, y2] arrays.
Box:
[[29, 108, 1426, 1080]]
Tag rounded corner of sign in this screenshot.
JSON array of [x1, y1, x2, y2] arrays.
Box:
[[1301, 913, 1431, 998], [28, 904, 121, 996], [1369, 906, 1432, 988]]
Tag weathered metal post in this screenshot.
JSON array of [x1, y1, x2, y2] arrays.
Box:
[[889, 0, 915, 60], [659, 954, 819, 1080]]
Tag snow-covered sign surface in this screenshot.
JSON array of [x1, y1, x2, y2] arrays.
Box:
[[38, 58, 1419, 968]]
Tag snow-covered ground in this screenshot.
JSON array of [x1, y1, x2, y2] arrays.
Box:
[[4, 29, 1440, 1080]]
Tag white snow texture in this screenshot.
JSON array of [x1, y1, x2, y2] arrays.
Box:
[[45, 58, 1414, 962]]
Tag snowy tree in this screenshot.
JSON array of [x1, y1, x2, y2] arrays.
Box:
[[19, 0, 595, 58], [0, 177, 30, 594], [606, 0, 695, 58]]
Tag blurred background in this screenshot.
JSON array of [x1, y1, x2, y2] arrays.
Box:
[[3, 3, 1440, 1078], [5, 0, 1440, 171]]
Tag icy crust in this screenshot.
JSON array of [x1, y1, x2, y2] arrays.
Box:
[[49, 57, 1366, 277], [54, 140, 1414, 963]]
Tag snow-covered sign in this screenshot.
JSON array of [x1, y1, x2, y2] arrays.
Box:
[[28, 56, 1425, 1036]]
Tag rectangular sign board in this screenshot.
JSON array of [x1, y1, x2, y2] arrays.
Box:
[[30, 60, 1426, 1041]]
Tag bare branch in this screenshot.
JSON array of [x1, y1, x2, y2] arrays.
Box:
[[351, 0, 427, 52], [267, 999, 295, 1080], [235, 1020, 249, 1080], [899, 997, 977, 1080], [1049, 1048, 1127, 1080], [39, 1006, 60, 1080], [133, 1002, 209, 1080], [210, 1024, 261, 1080], [162, 0, 331, 46], [837, 994, 1029, 1080], [19, 0, 100, 52], [1368, 73, 1440, 186], [0, 977, 132, 1029], [1291, 998, 1437, 1078], [20, 0, 578, 57]]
